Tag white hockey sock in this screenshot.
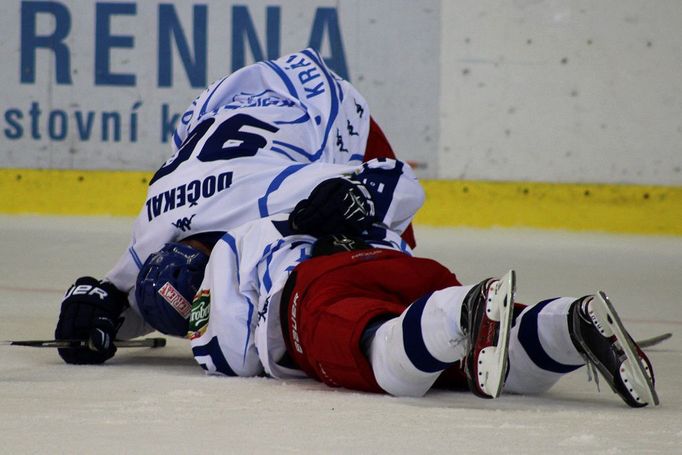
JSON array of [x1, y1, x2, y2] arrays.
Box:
[[368, 286, 473, 397], [505, 297, 585, 394]]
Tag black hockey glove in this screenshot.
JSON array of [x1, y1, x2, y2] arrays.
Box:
[[289, 177, 377, 237], [55, 277, 128, 364]]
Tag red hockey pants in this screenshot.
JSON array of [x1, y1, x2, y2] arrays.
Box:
[[282, 248, 461, 392]]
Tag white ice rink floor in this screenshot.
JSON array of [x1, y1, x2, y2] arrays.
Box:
[[1, 215, 680, 454]]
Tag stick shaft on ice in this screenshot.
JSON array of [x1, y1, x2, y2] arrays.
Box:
[[1, 338, 166, 348]]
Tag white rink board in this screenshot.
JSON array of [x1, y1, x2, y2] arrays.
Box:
[[0, 215, 680, 453], [0, 0, 440, 174], [2, 0, 682, 183], [438, 0, 682, 185]]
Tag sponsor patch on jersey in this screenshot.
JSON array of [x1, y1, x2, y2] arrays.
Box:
[[158, 282, 191, 318], [188, 290, 211, 340], [226, 90, 296, 109]]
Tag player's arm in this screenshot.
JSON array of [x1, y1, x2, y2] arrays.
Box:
[[55, 185, 183, 365], [101, 204, 178, 339], [54, 277, 129, 364], [188, 233, 265, 377], [288, 158, 424, 238], [55, 253, 153, 364], [364, 117, 417, 248]]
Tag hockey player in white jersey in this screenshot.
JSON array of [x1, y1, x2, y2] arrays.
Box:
[[54, 48, 413, 365], [180, 161, 658, 407]]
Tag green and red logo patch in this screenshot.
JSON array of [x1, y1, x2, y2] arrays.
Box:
[[187, 290, 211, 339]]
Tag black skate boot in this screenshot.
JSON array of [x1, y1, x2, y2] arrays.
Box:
[[461, 270, 515, 399], [568, 292, 659, 407]]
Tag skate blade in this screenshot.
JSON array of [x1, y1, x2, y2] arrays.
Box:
[[478, 270, 516, 398], [595, 292, 660, 407]]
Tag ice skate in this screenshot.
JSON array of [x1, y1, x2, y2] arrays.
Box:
[[568, 292, 659, 407], [461, 270, 516, 399]]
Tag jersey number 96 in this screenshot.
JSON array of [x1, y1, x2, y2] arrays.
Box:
[[150, 114, 279, 185]]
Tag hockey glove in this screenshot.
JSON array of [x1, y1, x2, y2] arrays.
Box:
[[55, 277, 128, 364], [289, 177, 377, 237]]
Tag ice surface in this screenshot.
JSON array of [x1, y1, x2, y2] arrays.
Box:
[[1, 215, 680, 454]]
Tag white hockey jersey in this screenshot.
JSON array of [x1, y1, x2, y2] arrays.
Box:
[[188, 159, 424, 379], [105, 49, 373, 337]]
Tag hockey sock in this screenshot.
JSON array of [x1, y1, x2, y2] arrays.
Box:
[[368, 286, 473, 397], [505, 297, 585, 394]]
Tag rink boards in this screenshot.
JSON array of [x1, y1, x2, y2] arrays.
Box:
[[1, 168, 680, 235]]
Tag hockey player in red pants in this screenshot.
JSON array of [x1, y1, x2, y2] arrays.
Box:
[[54, 48, 415, 365], [134, 164, 658, 407]]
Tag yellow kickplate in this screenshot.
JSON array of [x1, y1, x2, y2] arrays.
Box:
[[1, 169, 681, 235], [416, 180, 682, 235], [0, 168, 150, 216]]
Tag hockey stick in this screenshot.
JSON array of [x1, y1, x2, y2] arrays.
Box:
[[4, 333, 666, 350], [1, 337, 166, 349], [636, 332, 672, 349]]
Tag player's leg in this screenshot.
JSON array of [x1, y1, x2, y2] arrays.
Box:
[[368, 271, 515, 398], [367, 286, 474, 396], [504, 294, 658, 407], [505, 297, 584, 394], [281, 249, 460, 393]]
